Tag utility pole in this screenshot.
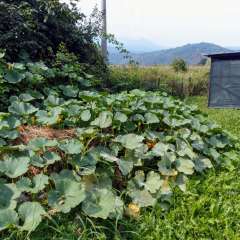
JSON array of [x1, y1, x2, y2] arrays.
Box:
[[101, 0, 108, 61]]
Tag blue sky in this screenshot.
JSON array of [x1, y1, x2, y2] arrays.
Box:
[[64, 0, 240, 47]]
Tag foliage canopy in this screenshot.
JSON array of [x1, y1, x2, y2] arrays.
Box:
[[0, 0, 107, 78], [171, 58, 188, 73]]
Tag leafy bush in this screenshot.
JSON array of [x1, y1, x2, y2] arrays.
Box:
[[0, 51, 101, 110], [0, 80, 238, 234], [171, 58, 188, 73], [0, 0, 107, 79]]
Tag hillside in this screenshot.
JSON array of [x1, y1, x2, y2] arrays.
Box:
[[110, 38, 165, 53], [109, 42, 232, 65]]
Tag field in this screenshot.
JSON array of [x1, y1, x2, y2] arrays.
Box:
[[110, 65, 210, 97]]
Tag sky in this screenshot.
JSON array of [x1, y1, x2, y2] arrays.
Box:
[[65, 0, 240, 48]]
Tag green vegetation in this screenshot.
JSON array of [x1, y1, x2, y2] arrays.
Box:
[[110, 65, 209, 97], [2, 76, 239, 237], [171, 58, 188, 73], [0, 48, 102, 111], [187, 97, 240, 138], [1, 1, 240, 240], [2, 97, 239, 240], [0, 0, 107, 79]]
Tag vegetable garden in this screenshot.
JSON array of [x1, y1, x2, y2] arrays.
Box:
[[1, 0, 240, 239], [0, 52, 239, 236]]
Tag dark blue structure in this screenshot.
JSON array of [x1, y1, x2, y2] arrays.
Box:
[[207, 52, 240, 108]]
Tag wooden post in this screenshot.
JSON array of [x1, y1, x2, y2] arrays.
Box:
[[101, 0, 108, 61]]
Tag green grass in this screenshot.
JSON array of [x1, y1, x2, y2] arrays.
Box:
[[110, 65, 210, 97], [2, 96, 240, 240], [186, 96, 240, 138]]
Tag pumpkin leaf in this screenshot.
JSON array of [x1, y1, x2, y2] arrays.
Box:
[[0, 209, 19, 231], [114, 134, 144, 150], [18, 202, 46, 232], [0, 156, 30, 178], [91, 111, 112, 128]]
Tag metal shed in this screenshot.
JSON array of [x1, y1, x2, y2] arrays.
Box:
[[207, 52, 240, 108]]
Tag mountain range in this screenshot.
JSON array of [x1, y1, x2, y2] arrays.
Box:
[[109, 42, 233, 65]]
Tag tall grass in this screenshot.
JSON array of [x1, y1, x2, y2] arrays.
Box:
[[110, 65, 210, 97]]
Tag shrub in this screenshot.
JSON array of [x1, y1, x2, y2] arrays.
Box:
[[171, 58, 188, 72], [0, 0, 107, 79]]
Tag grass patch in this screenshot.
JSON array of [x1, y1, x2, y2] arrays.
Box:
[[186, 96, 240, 137], [110, 65, 210, 97], [130, 168, 240, 240]]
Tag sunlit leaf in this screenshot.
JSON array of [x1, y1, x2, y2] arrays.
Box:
[[18, 202, 46, 232]]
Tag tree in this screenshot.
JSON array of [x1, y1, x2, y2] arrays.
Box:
[[0, 0, 107, 78], [171, 58, 188, 72]]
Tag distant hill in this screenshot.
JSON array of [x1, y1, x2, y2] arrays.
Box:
[[110, 38, 165, 53], [109, 42, 232, 65]]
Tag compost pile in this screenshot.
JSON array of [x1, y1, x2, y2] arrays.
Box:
[[0, 60, 239, 233]]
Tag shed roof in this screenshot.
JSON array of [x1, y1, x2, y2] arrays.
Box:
[[206, 52, 240, 60]]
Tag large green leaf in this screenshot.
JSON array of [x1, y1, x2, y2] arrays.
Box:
[[82, 188, 116, 219], [114, 112, 128, 123], [0, 129, 19, 140], [28, 137, 57, 151], [144, 112, 159, 124], [5, 70, 25, 83], [158, 158, 177, 176], [0, 183, 21, 210], [208, 135, 230, 149], [16, 174, 49, 194], [59, 139, 83, 154], [194, 157, 213, 172], [0, 116, 21, 129], [18, 202, 46, 232], [59, 85, 79, 98], [129, 189, 156, 207], [176, 139, 195, 159], [176, 158, 195, 175], [71, 152, 97, 175], [0, 209, 19, 231], [8, 102, 38, 115], [30, 152, 60, 167], [42, 151, 61, 165], [80, 110, 91, 122], [145, 171, 162, 194], [48, 170, 86, 213], [117, 159, 133, 176], [19, 93, 35, 102], [0, 52, 5, 58], [114, 134, 144, 150], [91, 111, 113, 128], [152, 142, 170, 157], [36, 107, 62, 125], [175, 174, 188, 192], [127, 171, 156, 207], [44, 95, 64, 107], [0, 156, 30, 178]]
